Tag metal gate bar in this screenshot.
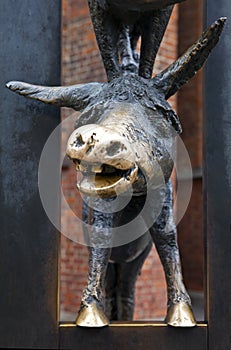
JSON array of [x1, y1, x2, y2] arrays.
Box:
[[204, 0, 231, 349], [0, 1, 61, 348]]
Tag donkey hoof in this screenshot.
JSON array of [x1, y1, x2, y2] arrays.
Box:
[[76, 303, 109, 328], [166, 302, 197, 327]]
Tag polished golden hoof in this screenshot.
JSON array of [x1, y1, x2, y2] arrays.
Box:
[[166, 302, 197, 327], [76, 304, 109, 328]]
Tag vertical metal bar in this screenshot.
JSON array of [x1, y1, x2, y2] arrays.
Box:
[[0, 0, 61, 348], [203, 1, 231, 349]]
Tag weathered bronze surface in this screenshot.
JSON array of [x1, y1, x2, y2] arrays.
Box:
[[6, 0, 225, 329]]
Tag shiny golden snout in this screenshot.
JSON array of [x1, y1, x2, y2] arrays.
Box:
[[66, 124, 138, 197]]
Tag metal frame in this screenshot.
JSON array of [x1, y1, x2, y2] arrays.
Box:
[[59, 322, 207, 349], [203, 1, 231, 349], [0, 0, 230, 349], [0, 1, 61, 348]]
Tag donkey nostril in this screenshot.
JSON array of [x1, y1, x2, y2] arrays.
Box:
[[71, 133, 85, 148], [107, 141, 127, 156]]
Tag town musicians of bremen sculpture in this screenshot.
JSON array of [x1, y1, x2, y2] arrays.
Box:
[[7, 0, 225, 328]]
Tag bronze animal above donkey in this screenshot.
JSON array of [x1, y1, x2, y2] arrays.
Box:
[[6, 0, 225, 327]]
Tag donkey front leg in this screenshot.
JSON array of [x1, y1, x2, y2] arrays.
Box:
[[76, 205, 113, 327], [76, 246, 111, 327], [152, 229, 196, 327], [150, 182, 196, 327]]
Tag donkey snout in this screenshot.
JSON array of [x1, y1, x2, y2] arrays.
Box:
[[66, 124, 135, 170]]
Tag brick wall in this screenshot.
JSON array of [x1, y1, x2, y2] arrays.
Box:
[[177, 0, 204, 292], [60, 0, 202, 321]]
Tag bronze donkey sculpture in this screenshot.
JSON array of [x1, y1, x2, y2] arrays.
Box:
[[6, 0, 225, 327]]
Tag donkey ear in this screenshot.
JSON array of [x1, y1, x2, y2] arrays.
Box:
[[6, 81, 103, 111], [152, 17, 226, 99]]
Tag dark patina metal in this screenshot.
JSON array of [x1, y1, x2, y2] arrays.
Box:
[[1, 1, 61, 347], [6, 0, 225, 329]]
